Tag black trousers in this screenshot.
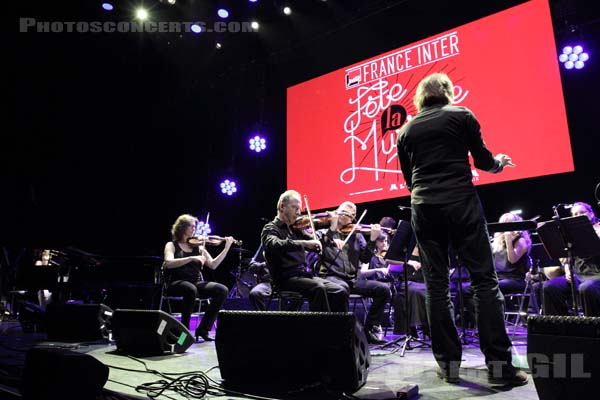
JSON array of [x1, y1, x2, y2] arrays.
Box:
[[167, 280, 228, 333], [542, 274, 600, 316], [412, 195, 513, 372], [325, 276, 391, 329], [280, 276, 347, 312]]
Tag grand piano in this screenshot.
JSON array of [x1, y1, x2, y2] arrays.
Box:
[[15, 247, 164, 310]]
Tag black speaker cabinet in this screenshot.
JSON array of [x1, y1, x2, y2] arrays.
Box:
[[111, 309, 195, 356], [45, 303, 113, 342], [19, 301, 46, 333], [215, 311, 370, 393], [527, 315, 600, 400], [22, 347, 109, 400]]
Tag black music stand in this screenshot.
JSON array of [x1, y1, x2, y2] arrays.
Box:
[[229, 247, 254, 299], [536, 215, 600, 315], [379, 220, 430, 355]]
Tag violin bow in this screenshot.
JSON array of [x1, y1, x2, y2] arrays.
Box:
[[200, 212, 210, 248], [303, 195, 319, 241], [328, 209, 368, 266], [340, 209, 368, 248]]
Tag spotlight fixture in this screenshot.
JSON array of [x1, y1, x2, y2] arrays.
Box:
[[216, 42, 222, 49], [135, 8, 149, 20], [102, 3, 114, 11], [559, 45, 589, 70], [283, 6, 292, 15], [217, 9, 229, 19], [195, 221, 212, 236], [250, 21, 259, 30], [191, 24, 202, 34], [220, 179, 237, 196], [249, 135, 267, 153]]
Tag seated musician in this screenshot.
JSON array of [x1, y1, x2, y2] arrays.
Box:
[[316, 201, 391, 344], [542, 202, 600, 316], [366, 227, 430, 336], [261, 190, 347, 312], [364, 233, 392, 282], [34, 249, 53, 308], [163, 214, 233, 342], [401, 250, 430, 338], [247, 250, 272, 311], [362, 232, 394, 333], [248, 251, 304, 311], [379, 216, 397, 231], [491, 212, 532, 296]]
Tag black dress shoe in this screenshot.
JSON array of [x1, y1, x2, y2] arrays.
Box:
[[488, 368, 528, 386], [195, 329, 214, 342], [436, 367, 460, 384], [366, 331, 387, 345]]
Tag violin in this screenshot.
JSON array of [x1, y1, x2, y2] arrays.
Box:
[[339, 224, 397, 235], [187, 235, 243, 247], [291, 212, 332, 231]]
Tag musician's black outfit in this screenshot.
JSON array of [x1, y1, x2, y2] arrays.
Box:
[[404, 263, 430, 337], [542, 253, 600, 316], [261, 217, 347, 312], [397, 104, 515, 379], [247, 258, 272, 311], [367, 254, 396, 330], [165, 242, 228, 338], [317, 229, 391, 342], [493, 243, 530, 295]]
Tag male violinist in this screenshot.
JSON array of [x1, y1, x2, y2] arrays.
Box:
[[261, 190, 347, 312], [316, 201, 391, 344]]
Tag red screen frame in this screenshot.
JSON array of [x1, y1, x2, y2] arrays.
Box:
[[287, 0, 572, 210]]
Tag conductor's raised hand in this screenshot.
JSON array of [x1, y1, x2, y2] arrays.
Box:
[[495, 153, 516, 168]]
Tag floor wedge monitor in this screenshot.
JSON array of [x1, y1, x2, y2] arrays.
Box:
[[215, 310, 370, 393], [112, 309, 194, 356], [527, 315, 600, 400]]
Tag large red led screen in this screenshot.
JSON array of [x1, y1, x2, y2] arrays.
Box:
[[287, 0, 573, 210]]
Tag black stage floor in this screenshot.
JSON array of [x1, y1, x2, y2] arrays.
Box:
[[0, 314, 540, 400]]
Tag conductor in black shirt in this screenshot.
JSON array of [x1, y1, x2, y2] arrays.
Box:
[[396, 73, 526, 385]]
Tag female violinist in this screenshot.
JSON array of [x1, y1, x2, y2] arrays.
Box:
[[163, 214, 234, 342], [363, 233, 392, 281], [491, 212, 532, 296]]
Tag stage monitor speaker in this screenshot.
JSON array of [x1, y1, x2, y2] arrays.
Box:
[[527, 315, 600, 400], [111, 309, 194, 356], [215, 311, 370, 393], [45, 303, 112, 342], [22, 347, 109, 400], [19, 301, 45, 333]]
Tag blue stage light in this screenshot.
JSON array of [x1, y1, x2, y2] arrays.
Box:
[[195, 221, 212, 236], [559, 44, 589, 70], [220, 179, 238, 196], [249, 135, 267, 153]]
